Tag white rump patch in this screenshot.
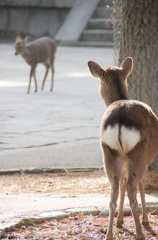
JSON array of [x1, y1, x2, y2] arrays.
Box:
[[102, 124, 121, 152], [121, 126, 140, 154], [102, 124, 140, 155]]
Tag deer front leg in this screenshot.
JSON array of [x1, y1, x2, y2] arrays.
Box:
[[41, 63, 49, 90], [106, 176, 119, 240], [33, 71, 38, 92], [28, 65, 36, 93], [117, 176, 127, 228], [50, 64, 54, 91], [138, 180, 149, 226]]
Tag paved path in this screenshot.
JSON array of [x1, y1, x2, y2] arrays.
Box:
[[0, 192, 158, 232], [0, 44, 114, 170], [0, 193, 110, 230]]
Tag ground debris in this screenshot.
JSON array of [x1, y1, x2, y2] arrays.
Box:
[[0, 171, 111, 195], [2, 213, 158, 239]]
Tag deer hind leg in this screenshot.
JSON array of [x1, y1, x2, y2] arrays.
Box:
[[41, 63, 49, 90], [107, 175, 120, 240], [117, 175, 127, 228], [126, 158, 146, 240], [138, 180, 149, 226], [127, 176, 145, 240], [102, 143, 122, 240]]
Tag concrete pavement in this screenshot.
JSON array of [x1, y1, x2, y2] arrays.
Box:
[[0, 44, 114, 170], [0, 44, 158, 235], [0, 192, 158, 234]]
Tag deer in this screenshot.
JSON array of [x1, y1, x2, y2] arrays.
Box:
[[88, 57, 158, 240], [15, 36, 56, 93]]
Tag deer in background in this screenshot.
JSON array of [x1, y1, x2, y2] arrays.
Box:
[[88, 57, 158, 240], [15, 36, 56, 93]]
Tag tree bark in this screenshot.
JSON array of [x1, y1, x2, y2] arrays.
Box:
[[117, 0, 158, 185]]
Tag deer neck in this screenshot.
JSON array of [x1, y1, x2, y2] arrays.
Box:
[[100, 81, 129, 107], [21, 46, 30, 58]]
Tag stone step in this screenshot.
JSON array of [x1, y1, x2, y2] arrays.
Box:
[[87, 18, 118, 30], [74, 41, 114, 47], [75, 0, 115, 47], [80, 29, 113, 42], [92, 7, 114, 18], [98, 0, 114, 7]]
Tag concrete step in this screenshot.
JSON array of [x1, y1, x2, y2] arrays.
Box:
[[87, 18, 117, 30], [80, 29, 113, 42], [61, 41, 114, 47], [92, 7, 114, 18], [75, 41, 114, 47], [98, 0, 114, 7], [71, 0, 115, 47]]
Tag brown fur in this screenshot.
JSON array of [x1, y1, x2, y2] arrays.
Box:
[[88, 57, 158, 240], [15, 36, 56, 93]]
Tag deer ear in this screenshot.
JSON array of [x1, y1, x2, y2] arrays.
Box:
[[120, 57, 133, 77], [24, 36, 31, 44], [87, 61, 104, 79], [16, 35, 22, 41]]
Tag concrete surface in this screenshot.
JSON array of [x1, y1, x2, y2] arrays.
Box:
[[0, 192, 158, 234], [0, 43, 113, 170]]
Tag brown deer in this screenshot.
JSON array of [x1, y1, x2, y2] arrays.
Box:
[[15, 36, 56, 93], [88, 57, 158, 240]]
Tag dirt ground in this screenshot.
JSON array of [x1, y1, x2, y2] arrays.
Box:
[[0, 170, 111, 195]]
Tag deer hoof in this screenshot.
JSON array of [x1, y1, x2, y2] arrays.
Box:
[[106, 233, 113, 240], [142, 220, 149, 226], [106, 237, 113, 240], [116, 220, 123, 228]]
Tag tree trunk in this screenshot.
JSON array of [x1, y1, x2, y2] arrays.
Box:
[[116, 0, 158, 187]]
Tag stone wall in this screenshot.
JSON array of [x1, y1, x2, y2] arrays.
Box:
[[0, 0, 74, 41]]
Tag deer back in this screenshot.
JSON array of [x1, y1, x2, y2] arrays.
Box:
[[88, 57, 158, 164], [15, 36, 56, 66]]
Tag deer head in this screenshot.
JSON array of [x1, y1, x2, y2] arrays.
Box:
[[88, 57, 133, 106], [15, 36, 31, 55]]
